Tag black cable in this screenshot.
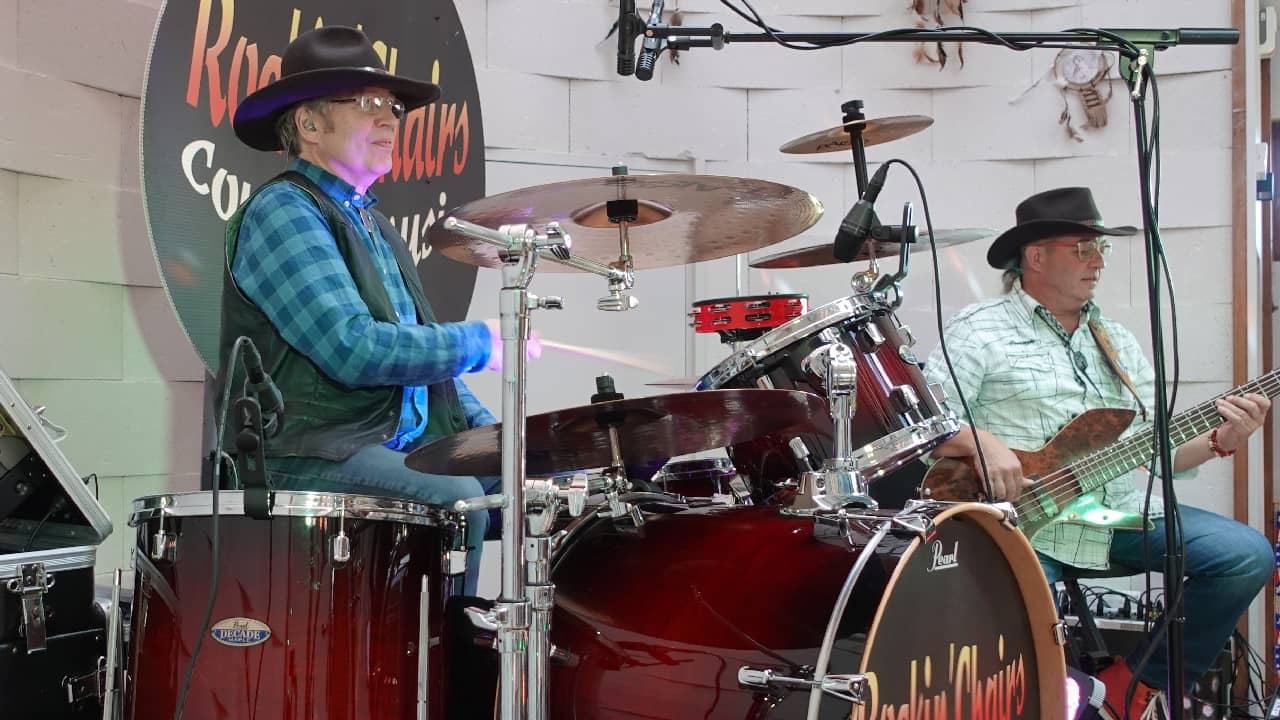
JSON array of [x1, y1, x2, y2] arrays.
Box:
[[172, 336, 249, 720], [715, 2, 1144, 56], [874, 157, 997, 495], [21, 505, 59, 553]]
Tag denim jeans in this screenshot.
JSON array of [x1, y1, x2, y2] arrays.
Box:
[[265, 437, 502, 595], [1040, 504, 1272, 690]]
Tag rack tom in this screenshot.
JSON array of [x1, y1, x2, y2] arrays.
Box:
[[697, 295, 958, 492]]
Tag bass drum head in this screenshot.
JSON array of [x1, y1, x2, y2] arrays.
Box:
[[846, 503, 1064, 719]]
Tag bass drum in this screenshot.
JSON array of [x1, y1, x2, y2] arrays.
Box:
[[125, 491, 466, 720], [547, 501, 1064, 719]]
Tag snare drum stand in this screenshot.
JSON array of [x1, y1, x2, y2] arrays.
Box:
[[442, 216, 639, 720]]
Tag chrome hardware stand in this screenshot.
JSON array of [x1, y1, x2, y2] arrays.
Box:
[[795, 341, 874, 509], [100, 568, 124, 720], [441, 216, 640, 720]]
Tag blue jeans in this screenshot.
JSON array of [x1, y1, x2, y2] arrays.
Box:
[[1040, 504, 1272, 690], [265, 438, 501, 595]]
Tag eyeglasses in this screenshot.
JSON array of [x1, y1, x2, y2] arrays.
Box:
[[1038, 237, 1113, 260], [330, 95, 406, 120]]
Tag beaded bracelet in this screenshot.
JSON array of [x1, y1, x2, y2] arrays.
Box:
[[1209, 426, 1235, 458]]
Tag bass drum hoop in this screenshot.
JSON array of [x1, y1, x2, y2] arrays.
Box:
[[129, 490, 455, 528], [695, 295, 879, 390], [846, 502, 1066, 716]]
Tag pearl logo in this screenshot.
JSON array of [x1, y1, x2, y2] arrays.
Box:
[[928, 540, 959, 572]]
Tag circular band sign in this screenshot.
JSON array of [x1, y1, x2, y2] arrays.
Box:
[[141, 0, 485, 372]]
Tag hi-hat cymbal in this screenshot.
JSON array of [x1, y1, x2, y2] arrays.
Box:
[[779, 115, 934, 155], [428, 174, 824, 272], [750, 228, 994, 269], [404, 389, 825, 476]]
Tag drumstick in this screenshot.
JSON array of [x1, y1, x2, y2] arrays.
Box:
[[539, 339, 676, 376]]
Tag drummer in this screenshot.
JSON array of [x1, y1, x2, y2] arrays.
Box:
[[216, 26, 534, 594], [923, 187, 1270, 718]]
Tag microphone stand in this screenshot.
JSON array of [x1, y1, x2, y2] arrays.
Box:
[[1124, 49, 1187, 712], [620, 19, 1242, 713]]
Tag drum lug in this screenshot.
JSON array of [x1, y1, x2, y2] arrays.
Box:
[[331, 531, 351, 564], [856, 323, 885, 352], [149, 528, 176, 562], [737, 666, 869, 705], [444, 548, 470, 576], [928, 382, 949, 405]]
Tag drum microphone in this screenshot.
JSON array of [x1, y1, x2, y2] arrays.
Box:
[[635, 0, 666, 81], [833, 163, 891, 263], [617, 0, 639, 76], [242, 341, 285, 438]]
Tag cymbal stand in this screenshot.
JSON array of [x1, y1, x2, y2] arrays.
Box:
[[440, 216, 639, 720], [841, 99, 871, 196]]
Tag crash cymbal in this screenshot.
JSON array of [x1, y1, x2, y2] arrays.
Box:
[[779, 115, 934, 155], [429, 174, 824, 272], [749, 228, 994, 269], [404, 389, 825, 476]]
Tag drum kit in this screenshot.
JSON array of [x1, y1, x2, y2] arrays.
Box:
[[117, 101, 1067, 720]]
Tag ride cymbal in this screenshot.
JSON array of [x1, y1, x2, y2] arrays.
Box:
[[428, 173, 823, 271], [750, 228, 994, 269], [779, 115, 934, 155], [404, 389, 825, 476]]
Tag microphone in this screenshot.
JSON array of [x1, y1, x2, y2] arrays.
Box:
[[617, 0, 638, 76], [833, 163, 891, 263], [635, 0, 666, 81], [242, 341, 284, 438]]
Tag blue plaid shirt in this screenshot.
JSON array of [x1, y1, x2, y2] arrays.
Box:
[[231, 158, 496, 445]]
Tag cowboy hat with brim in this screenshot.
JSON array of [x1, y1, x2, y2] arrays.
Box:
[[986, 186, 1138, 268], [233, 26, 440, 152]]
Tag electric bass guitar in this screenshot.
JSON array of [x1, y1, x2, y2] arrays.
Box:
[[918, 370, 1280, 541]]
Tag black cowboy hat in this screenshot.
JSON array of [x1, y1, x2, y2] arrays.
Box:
[[233, 26, 440, 151], [986, 187, 1137, 268]]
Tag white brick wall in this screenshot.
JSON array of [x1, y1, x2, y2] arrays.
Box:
[[0, 0, 1256, 587], [2, 0, 200, 583]]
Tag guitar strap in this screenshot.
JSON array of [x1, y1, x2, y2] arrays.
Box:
[[1088, 319, 1149, 422]]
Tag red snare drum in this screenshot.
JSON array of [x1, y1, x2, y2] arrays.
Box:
[[124, 491, 466, 720], [697, 295, 958, 491], [691, 294, 809, 343]]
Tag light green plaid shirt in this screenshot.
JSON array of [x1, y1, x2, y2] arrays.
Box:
[[923, 281, 1192, 569]]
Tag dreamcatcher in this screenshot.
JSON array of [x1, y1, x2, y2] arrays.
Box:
[[1052, 48, 1115, 142]]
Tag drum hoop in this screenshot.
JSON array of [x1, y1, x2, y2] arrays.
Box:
[[852, 416, 961, 478], [128, 490, 457, 527], [695, 295, 878, 390], [853, 503, 1066, 716]]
